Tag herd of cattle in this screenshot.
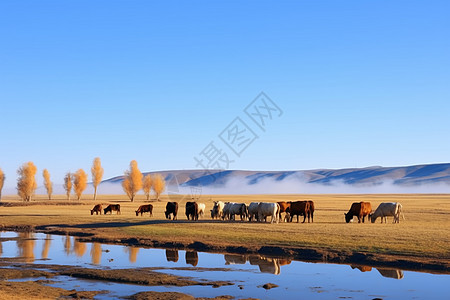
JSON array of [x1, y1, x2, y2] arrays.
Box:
[[91, 200, 405, 224]]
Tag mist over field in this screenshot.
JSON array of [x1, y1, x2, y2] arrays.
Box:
[[3, 163, 449, 197]]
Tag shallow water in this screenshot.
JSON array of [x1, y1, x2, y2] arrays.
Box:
[[1, 231, 448, 299]]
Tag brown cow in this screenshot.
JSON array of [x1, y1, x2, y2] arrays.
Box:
[[287, 201, 313, 223], [277, 201, 291, 222], [185, 201, 199, 220], [344, 202, 371, 223], [90, 204, 102, 215], [135, 204, 153, 217], [165, 202, 178, 220], [104, 204, 121, 215]]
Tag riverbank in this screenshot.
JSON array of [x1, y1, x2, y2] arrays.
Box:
[[1, 194, 449, 273]]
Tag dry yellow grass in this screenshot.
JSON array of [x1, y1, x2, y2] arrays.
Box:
[[0, 194, 449, 263]]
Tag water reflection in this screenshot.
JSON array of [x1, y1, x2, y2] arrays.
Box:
[[351, 265, 404, 279], [166, 249, 179, 262], [125, 247, 139, 263], [16, 232, 35, 262], [351, 265, 372, 272], [377, 268, 404, 279], [63, 235, 71, 255], [41, 234, 51, 259], [73, 238, 87, 257], [90, 242, 102, 264], [224, 254, 292, 275], [185, 251, 198, 266], [0, 232, 408, 279]]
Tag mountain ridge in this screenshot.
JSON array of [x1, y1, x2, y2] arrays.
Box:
[[102, 163, 450, 188]]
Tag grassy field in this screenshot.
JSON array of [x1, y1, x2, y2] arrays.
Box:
[[1, 193, 449, 268]]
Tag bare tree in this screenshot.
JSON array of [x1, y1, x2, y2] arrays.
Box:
[[152, 174, 166, 201], [17, 162, 37, 202], [122, 160, 143, 202], [64, 172, 73, 201], [91, 157, 104, 201], [73, 169, 88, 200], [142, 174, 153, 201], [42, 169, 53, 200], [0, 168, 4, 201]]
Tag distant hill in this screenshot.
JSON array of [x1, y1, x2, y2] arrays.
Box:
[[103, 163, 450, 190]]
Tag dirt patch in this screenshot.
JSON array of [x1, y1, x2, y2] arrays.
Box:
[[126, 292, 236, 300], [259, 283, 278, 290], [4, 263, 234, 288], [0, 268, 53, 280], [0, 263, 235, 299], [0, 281, 102, 299]]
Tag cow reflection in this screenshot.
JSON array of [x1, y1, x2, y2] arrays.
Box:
[[248, 255, 291, 275], [350, 265, 373, 272], [41, 235, 51, 259], [224, 254, 247, 265], [376, 268, 404, 279], [17, 232, 35, 262], [166, 249, 179, 262], [185, 251, 198, 266]]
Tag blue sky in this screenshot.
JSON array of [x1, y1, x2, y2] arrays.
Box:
[[0, 0, 449, 189]]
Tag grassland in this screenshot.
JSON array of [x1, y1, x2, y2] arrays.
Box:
[[1, 193, 449, 272]]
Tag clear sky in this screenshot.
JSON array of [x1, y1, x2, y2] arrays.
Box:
[[0, 0, 449, 189]]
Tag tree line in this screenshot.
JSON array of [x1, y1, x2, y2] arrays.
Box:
[[0, 158, 165, 202]]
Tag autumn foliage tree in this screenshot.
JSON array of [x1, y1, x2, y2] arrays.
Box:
[[42, 169, 53, 200], [152, 174, 166, 201], [64, 172, 73, 201], [0, 168, 5, 201], [91, 157, 104, 201], [73, 169, 88, 200], [142, 174, 153, 201], [122, 160, 143, 202], [17, 162, 38, 202]]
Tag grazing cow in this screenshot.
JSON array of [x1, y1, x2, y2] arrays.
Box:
[[165, 202, 178, 220], [197, 203, 206, 218], [185, 251, 198, 266], [287, 201, 313, 223], [257, 202, 280, 224], [277, 201, 291, 222], [185, 201, 199, 220], [344, 202, 372, 223], [135, 204, 153, 217], [227, 203, 248, 221], [104, 204, 120, 215], [370, 202, 404, 224], [165, 249, 179, 262], [247, 202, 260, 222], [210, 201, 225, 219], [222, 202, 233, 220], [90, 204, 102, 215]]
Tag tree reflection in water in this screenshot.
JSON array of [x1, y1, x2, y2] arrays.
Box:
[[41, 234, 51, 259], [17, 232, 35, 263], [90, 242, 102, 264]]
